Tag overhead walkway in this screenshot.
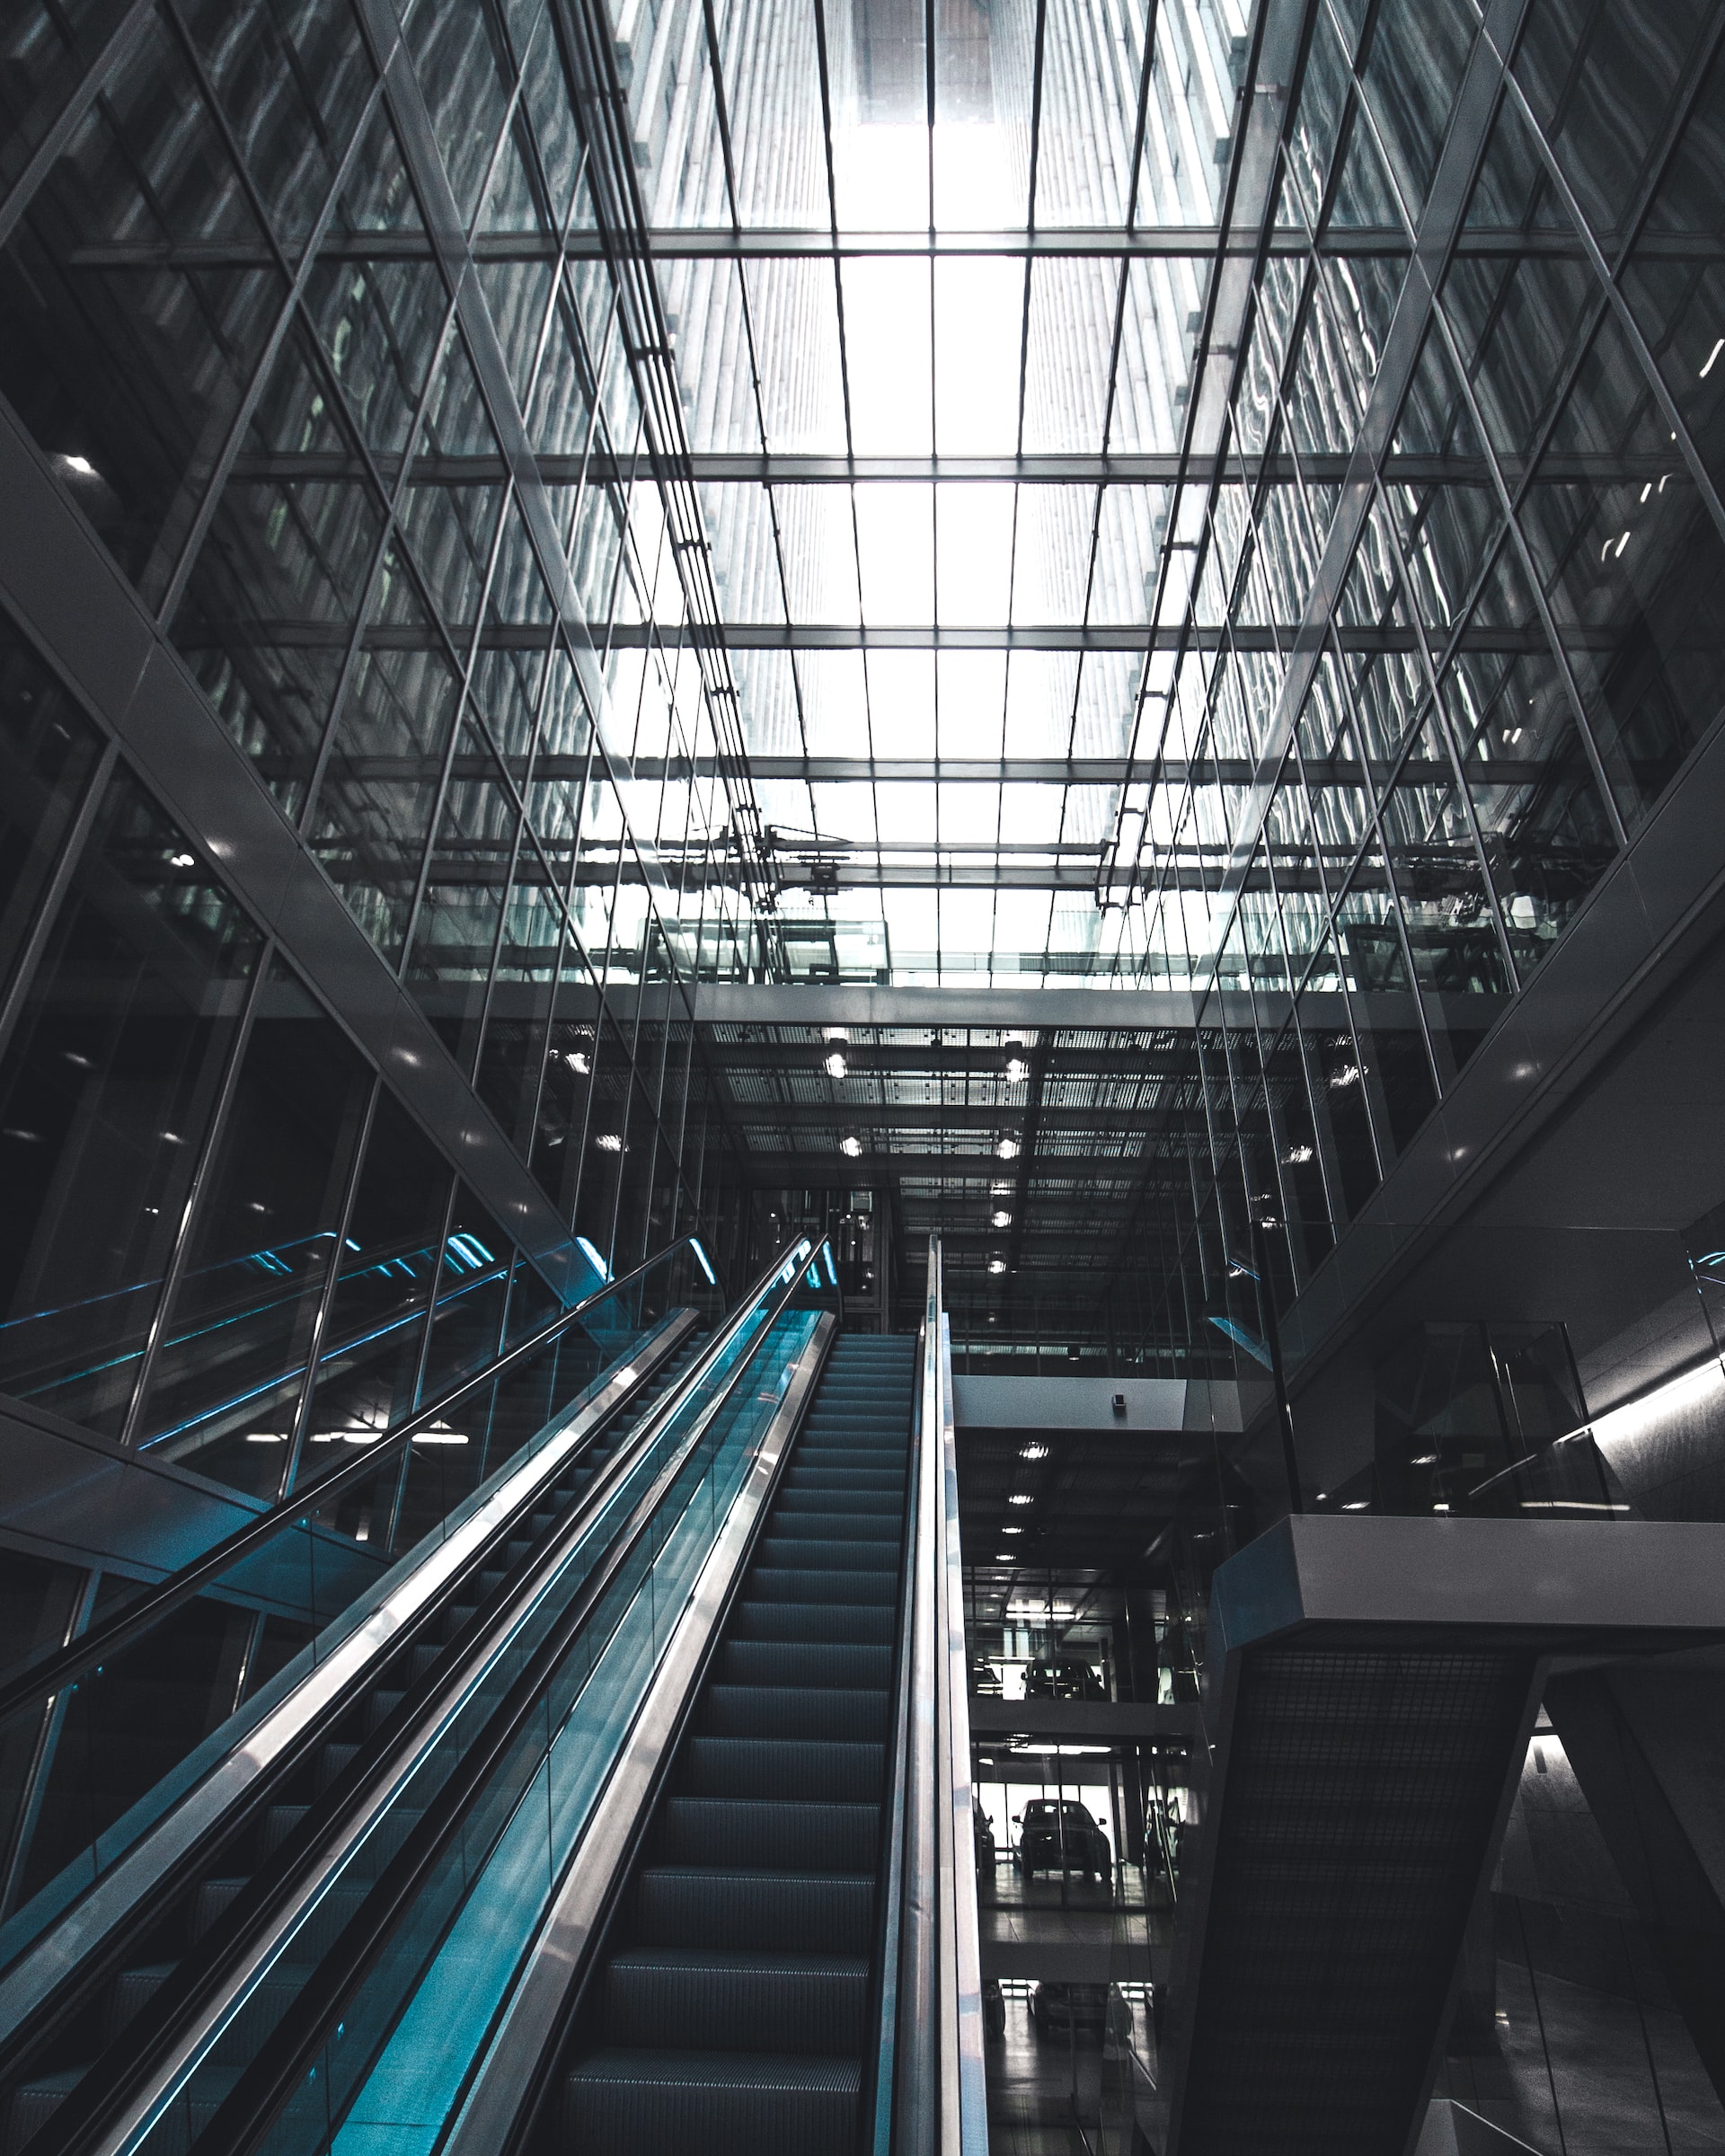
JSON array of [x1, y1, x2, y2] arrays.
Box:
[[1161, 1515, 1725, 2156], [0, 1238, 986, 2156]]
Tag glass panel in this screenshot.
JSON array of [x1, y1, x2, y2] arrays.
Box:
[[135, 959, 374, 1496], [171, 319, 386, 816], [1518, 309, 1725, 830], [1358, 0, 1475, 218], [0, 767, 262, 1436], [0, 612, 104, 993], [0, 9, 284, 597]]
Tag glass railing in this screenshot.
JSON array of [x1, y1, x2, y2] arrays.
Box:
[[0, 1234, 726, 1972], [107, 1241, 840, 2156], [872, 1234, 988, 2156]]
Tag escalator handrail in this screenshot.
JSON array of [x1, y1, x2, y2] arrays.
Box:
[[887, 1235, 988, 2156], [0, 1233, 721, 1731], [124, 1242, 835, 2156]]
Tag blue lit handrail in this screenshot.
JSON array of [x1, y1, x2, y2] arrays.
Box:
[[0, 1233, 723, 1731]]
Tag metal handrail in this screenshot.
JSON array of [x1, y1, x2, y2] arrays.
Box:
[[889, 1236, 988, 2156], [110, 1241, 836, 2156], [0, 1234, 721, 1730], [21, 1236, 828, 2156]]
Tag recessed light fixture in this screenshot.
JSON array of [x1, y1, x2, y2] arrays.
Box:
[[58, 454, 98, 478], [564, 1050, 590, 1074], [995, 1137, 1019, 1160], [1001, 1525, 1022, 1535], [840, 1134, 862, 1158], [1412, 1454, 1438, 1466], [1005, 1057, 1028, 1082], [1021, 1443, 1048, 1461], [1329, 1063, 1360, 1090], [1009, 1493, 1032, 1507], [596, 1132, 623, 1152], [169, 852, 194, 868], [1283, 1144, 1314, 1164], [824, 1050, 847, 1078], [991, 1209, 1011, 1227], [987, 1257, 1006, 1274]]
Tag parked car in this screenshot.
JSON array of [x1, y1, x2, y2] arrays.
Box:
[[1013, 1798, 1111, 1878], [983, 1978, 1006, 2040], [1029, 1983, 1133, 2044], [1023, 1658, 1106, 1701]]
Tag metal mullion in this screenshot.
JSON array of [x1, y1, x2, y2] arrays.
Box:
[[1420, 294, 1632, 853], [148, 43, 401, 623], [277, 1074, 383, 1499], [1130, 0, 1533, 959], [0, 0, 156, 252], [0, 729, 119, 1073], [1489, 68, 1725, 552], [297, 285, 470, 834], [1102, 0, 1316, 906], [119, 932, 277, 1449]]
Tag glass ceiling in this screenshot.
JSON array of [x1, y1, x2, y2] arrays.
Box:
[[608, 0, 1252, 985]]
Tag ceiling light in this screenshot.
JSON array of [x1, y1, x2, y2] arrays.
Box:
[[991, 1181, 1013, 1197], [1005, 1057, 1028, 1083], [596, 1133, 623, 1152], [995, 1138, 1019, 1160], [840, 1134, 862, 1157], [1328, 1063, 1360, 1090], [1021, 1443, 1048, 1461], [58, 453, 97, 477], [1283, 1144, 1314, 1164], [564, 1050, 590, 1074], [1009, 1493, 1032, 1506], [1343, 1500, 1369, 1511], [1001, 1525, 1022, 1535], [824, 1050, 847, 1078], [169, 852, 194, 868], [995, 1553, 1013, 1563], [1411, 1454, 1438, 1466], [822, 1026, 849, 1043], [991, 1209, 1011, 1227], [987, 1257, 1006, 1274]]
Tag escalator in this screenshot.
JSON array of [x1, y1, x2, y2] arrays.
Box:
[[0, 1238, 987, 2156], [561, 1331, 915, 2152], [1, 1324, 704, 2152]]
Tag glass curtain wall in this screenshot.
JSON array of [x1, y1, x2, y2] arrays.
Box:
[[0, 3, 765, 1500]]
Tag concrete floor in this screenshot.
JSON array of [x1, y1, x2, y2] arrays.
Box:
[[983, 1986, 1151, 2156]]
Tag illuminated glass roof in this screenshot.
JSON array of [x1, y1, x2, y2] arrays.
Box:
[[612, 0, 1252, 985]]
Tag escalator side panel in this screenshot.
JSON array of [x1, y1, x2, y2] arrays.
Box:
[[559, 1334, 918, 2156]]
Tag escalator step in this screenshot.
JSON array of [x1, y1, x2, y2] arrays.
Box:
[[743, 1568, 898, 1606], [316, 1743, 359, 1792], [730, 1602, 894, 1645], [772, 1489, 902, 1517], [603, 1949, 867, 2054], [260, 1805, 307, 1857], [366, 1686, 405, 1735], [6, 2069, 82, 2154], [760, 1507, 901, 1538], [755, 1537, 898, 1573], [633, 1869, 873, 1954], [684, 1737, 885, 1803], [104, 1962, 175, 2044], [564, 2048, 861, 2156], [656, 1798, 879, 1872], [698, 1688, 888, 1744], [190, 1877, 247, 1943], [717, 1642, 889, 1691]]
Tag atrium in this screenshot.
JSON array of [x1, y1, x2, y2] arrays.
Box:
[[0, 0, 1723, 2150]]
